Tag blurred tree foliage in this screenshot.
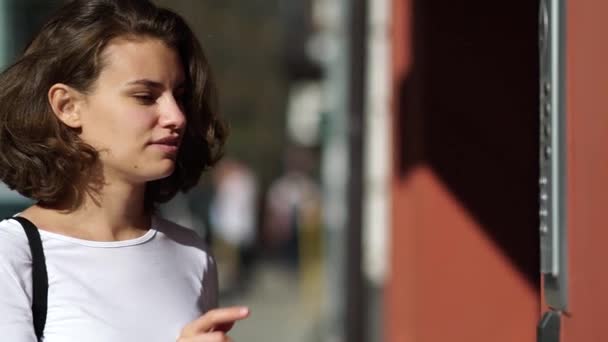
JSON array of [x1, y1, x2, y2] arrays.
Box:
[[155, 0, 289, 187]]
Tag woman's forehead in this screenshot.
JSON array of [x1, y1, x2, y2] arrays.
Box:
[[98, 37, 185, 87]]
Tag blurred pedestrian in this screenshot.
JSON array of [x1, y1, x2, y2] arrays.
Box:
[[0, 1, 249, 341], [209, 158, 259, 295], [264, 146, 321, 269]]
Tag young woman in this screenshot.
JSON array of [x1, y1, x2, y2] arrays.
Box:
[[0, 0, 249, 341]]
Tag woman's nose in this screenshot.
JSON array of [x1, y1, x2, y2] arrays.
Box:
[[160, 95, 186, 131]]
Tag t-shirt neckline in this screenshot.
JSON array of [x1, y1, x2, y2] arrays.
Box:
[[13, 214, 158, 248]]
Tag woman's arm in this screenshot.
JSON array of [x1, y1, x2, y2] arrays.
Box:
[[0, 227, 38, 342]]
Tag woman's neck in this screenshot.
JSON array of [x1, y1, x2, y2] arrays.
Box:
[[23, 180, 151, 242]]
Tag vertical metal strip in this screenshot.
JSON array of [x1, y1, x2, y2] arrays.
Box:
[[538, 311, 561, 342], [539, 0, 567, 311]]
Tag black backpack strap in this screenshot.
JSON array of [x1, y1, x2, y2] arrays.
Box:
[[11, 216, 48, 341]]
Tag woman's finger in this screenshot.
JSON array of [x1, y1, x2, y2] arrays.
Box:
[[181, 307, 249, 337], [179, 331, 230, 342], [213, 321, 235, 333]]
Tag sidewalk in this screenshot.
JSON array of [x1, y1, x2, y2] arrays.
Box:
[[221, 261, 324, 342]]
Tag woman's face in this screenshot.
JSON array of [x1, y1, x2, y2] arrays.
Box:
[[78, 37, 186, 185]]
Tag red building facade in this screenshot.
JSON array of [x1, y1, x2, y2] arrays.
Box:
[[386, 0, 608, 341]]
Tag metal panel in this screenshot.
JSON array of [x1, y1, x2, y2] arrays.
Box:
[[539, 0, 567, 310], [537, 311, 561, 342]]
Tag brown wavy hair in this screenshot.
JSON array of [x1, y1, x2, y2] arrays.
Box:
[[0, 0, 226, 209]]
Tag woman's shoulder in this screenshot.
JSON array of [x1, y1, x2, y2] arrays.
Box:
[[153, 216, 210, 252], [0, 217, 32, 266]]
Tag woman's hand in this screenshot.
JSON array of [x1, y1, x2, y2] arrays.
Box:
[[177, 306, 250, 342]]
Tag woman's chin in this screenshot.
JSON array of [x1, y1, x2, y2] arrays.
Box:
[[144, 162, 176, 181]]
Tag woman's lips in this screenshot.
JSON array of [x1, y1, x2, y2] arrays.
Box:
[[150, 143, 178, 154], [149, 136, 180, 154]]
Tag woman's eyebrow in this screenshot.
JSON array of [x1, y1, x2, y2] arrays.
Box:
[[126, 79, 164, 89], [126, 79, 186, 90]]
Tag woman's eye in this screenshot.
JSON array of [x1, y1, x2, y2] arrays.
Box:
[[134, 94, 156, 105]]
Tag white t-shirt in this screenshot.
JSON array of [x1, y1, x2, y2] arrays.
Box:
[[0, 215, 218, 342]]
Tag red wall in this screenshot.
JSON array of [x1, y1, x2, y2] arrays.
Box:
[[561, 0, 608, 340], [386, 1, 540, 341]]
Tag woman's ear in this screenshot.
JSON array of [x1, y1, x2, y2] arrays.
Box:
[[48, 83, 84, 128]]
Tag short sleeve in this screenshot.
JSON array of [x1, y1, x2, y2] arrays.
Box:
[[198, 253, 218, 312], [0, 220, 38, 342], [153, 216, 220, 314]]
